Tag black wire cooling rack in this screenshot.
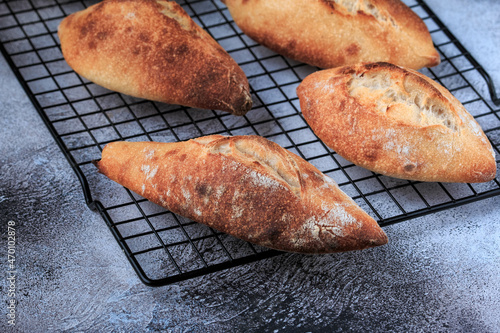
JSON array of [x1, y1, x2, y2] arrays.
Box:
[[1, 0, 499, 286]]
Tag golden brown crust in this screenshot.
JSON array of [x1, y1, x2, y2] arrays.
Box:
[[58, 0, 252, 115], [95, 135, 388, 253], [297, 62, 497, 183], [223, 0, 440, 70]]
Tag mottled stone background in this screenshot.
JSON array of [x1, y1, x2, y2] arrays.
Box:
[[1, 0, 499, 332]]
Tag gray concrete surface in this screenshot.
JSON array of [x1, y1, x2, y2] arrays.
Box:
[[1, 0, 499, 332]]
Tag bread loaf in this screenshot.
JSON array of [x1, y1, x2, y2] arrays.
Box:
[[222, 0, 440, 70], [297, 62, 497, 183], [58, 0, 252, 115], [95, 135, 388, 253]]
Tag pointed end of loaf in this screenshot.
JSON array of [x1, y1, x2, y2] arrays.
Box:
[[365, 226, 389, 248], [466, 158, 497, 184], [228, 88, 253, 116], [91, 159, 104, 173], [423, 51, 441, 68], [289, 202, 389, 254], [92, 141, 130, 180], [341, 218, 388, 252], [328, 200, 389, 252], [291, 220, 388, 254]]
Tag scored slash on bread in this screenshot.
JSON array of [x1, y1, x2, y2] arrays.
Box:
[[94, 135, 388, 254], [58, 0, 252, 115], [297, 62, 497, 183], [222, 0, 440, 70]]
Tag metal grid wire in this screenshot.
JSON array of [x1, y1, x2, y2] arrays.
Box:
[[1, 0, 499, 286]]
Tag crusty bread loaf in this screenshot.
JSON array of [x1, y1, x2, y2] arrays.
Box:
[[297, 62, 497, 183], [222, 0, 440, 70], [95, 135, 388, 253], [58, 0, 252, 115]]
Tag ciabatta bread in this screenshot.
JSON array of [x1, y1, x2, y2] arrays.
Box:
[[58, 0, 252, 115], [95, 135, 388, 253], [297, 62, 497, 183], [222, 0, 440, 70]]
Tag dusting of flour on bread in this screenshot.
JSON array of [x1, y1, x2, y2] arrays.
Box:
[[304, 202, 361, 240], [143, 148, 155, 160]]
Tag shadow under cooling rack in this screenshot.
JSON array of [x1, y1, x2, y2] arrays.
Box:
[[1, 0, 499, 286]]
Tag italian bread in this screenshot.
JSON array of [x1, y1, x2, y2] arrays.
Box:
[[222, 0, 440, 70], [58, 0, 252, 115], [297, 62, 497, 183], [94, 135, 388, 253]]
